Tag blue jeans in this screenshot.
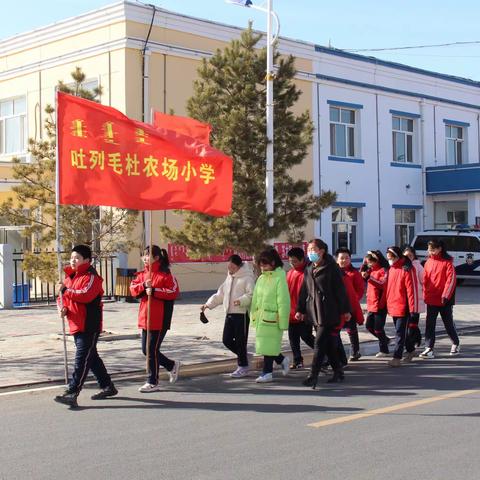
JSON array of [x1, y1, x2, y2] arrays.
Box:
[[69, 332, 112, 393]]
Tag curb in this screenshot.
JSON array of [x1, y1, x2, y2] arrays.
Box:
[[2, 325, 479, 392]]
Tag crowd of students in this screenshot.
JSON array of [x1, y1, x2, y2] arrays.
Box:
[[53, 236, 460, 407]]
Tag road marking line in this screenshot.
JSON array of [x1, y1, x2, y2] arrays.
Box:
[[308, 389, 479, 428]]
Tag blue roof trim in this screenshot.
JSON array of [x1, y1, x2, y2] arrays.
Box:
[[391, 162, 422, 169], [389, 109, 421, 119], [392, 204, 423, 210], [443, 119, 471, 127], [327, 100, 364, 110], [315, 73, 480, 110], [333, 201, 366, 208], [426, 189, 480, 195], [426, 162, 480, 171], [314, 45, 480, 89], [328, 156, 365, 164]]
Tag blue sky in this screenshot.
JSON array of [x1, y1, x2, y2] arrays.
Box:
[[3, 0, 480, 81]]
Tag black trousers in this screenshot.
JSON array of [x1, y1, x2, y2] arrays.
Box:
[[407, 313, 422, 348], [69, 332, 112, 393], [344, 318, 360, 355], [312, 324, 341, 373], [288, 322, 315, 364], [365, 310, 389, 353], [392, 316, 415, 359], [425, 304, 459, 349], [222, 313, 250, 367], [142, 328, 174, 385], [263, 354, 285, 374]]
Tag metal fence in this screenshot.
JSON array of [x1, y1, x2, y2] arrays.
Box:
[[12, 250, 117, 306]]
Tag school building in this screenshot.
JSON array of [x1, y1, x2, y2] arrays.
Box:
[[1, 0, 480, 292]]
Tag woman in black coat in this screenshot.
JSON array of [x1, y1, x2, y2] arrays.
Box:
[[297, 238, 351, 388]]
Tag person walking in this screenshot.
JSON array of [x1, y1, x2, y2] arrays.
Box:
[[202, 254, 255, 378], [420, 240, 459, 359], [385, 246, 419, 367], [335, 247, 365, 361], [362, 250, 390, 357], [54, 244, 117, 408], [403, 246, 425, 354], [250, 248, 290, 383], [286, 247, 314, 369], [130, 246, 180, 392], [297, 239, 351, 388]]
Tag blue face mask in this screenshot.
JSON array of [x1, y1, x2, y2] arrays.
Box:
[[308, 252, 320, 263]]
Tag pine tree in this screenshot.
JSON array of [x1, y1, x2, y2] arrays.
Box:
[[0, 67, 138, 281], [160, 26, 336, 257]]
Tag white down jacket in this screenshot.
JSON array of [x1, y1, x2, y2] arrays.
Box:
[[206, 263, 256, 314]]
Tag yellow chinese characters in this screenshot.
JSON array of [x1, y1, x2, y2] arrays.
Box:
[[143, 155, 159, 177], [89, 150, 105, 170], [125, 154, 140, 176], [71, 149, 87, 169], [71, 119, 87, 138], [103, 122, 119, 145], [161, 158, 178, 181], [181, 161, 197, 182], [199, 164, 215, 184]]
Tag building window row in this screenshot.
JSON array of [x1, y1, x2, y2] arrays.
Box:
[[0, 97, 27, 156], [328, 102, 470, 167]]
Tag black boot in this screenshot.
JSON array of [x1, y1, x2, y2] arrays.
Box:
[[327, 369, 345, 383], [91, 383, 118, 400], [54, 391, 78, 407], [302, 368, 319, 389]]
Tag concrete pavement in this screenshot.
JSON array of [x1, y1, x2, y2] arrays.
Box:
[[0, 282, 479, 389]]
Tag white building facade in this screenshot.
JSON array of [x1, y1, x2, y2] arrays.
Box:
[[309, 46, 480, 260]]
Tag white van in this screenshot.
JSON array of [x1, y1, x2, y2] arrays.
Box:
[[411, 229, 480, 280]]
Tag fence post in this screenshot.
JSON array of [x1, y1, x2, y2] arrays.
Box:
[[0, 244, 14, 309]]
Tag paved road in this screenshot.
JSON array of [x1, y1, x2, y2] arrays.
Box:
[[1, 333, 479, 480]]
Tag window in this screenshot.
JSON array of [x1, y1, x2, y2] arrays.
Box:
[[395, 209, 416, 247], [0, 96, 27, 156], [392, 116, 414, 163], [445, 124, 464, 165], [329, 106, 356, 157], [332, 207, 358, 254]]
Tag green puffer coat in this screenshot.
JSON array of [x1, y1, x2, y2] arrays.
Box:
[[250, 267, 290, 356]]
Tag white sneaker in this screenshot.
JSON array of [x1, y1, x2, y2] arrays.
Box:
[[419, 347, 435, 359], [139, 382, 161, 393], [450, 344, 460, 356], [375, 352, 390, 358], [230, 367, 249, 378], [280, 356, 290, 376], [255, 373, 273, 383], [169, 360, 181, 384]]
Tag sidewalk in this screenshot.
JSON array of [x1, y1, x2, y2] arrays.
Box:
[[0, 284, 479, 389]]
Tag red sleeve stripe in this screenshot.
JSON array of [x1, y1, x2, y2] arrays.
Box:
[[67, 273, 95, 295]]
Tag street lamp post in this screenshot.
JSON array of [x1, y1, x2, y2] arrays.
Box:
[[226, 0, 280, 227]]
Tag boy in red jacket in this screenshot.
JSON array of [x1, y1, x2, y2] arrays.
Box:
[[286, 247, 315, 368], [130, 245, 180, 392], [54, 245, 117, 407]]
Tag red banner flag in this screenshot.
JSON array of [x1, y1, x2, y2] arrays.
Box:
[[57, 92, 232, 216], [153, 111, 211, 145]]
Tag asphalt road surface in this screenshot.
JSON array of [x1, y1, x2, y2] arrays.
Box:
[[1, 333, 479, 480]]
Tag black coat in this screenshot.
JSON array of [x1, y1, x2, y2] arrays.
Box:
[[297, 254, 351, 328]]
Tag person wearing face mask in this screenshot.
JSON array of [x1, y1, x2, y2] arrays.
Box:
[[202, 254, 255, 378], [250, 248, 291, 383], [286, 247, 315, 369], [385, 246, 419, 367], [420, 240, 459, 359], [403, 246, 425, 354], [361, 250, 390, 357], [297, 239, 351, 388], [335, 247, 365, 362], [130, 246, 180, 392]]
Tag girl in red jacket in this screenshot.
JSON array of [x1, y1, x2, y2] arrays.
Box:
[[335, 247, 365, 361], [130, 246, 180, 392], [420, 240, 459, 359], [362, 250, 390, 357], [385, 246, 419, 367]]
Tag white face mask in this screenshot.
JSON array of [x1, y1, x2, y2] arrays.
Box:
[[388, 259, 395, 266]]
